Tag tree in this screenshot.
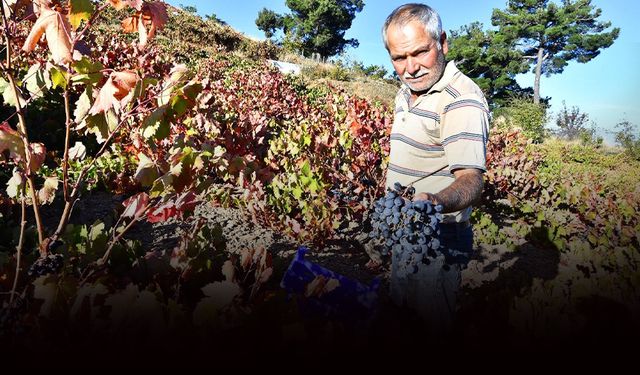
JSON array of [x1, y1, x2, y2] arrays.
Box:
[[179, 4, 197, 13], [206, 13, 227, 25], [255, 8, 284, 39], [555, 100, 591, 140], [350, 61, 388, 79], [492, 0, 619, 104], [363, 64, 387, 80], [256, 0, 364, 58], [447, 22, 531, 108]]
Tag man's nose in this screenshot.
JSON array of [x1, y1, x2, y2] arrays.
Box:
[[406, 56, 420, 75]]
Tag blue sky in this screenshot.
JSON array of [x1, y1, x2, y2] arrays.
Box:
[[166, 1, 639, 145]]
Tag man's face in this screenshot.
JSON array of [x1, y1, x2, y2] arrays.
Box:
[[386, 20, 448, 94]]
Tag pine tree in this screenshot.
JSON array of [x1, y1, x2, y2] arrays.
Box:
[[447, 22, 531, 108], [492, 0, 619, 104], [256, 0, 364, 58]]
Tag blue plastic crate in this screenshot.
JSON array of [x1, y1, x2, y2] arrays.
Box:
[[280, 246, 380, 323]]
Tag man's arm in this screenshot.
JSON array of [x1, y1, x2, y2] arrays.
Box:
[[414, 168, 484, 214]]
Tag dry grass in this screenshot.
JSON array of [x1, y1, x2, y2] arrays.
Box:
[[275, 52, 399, 107], [325, 78, 398, 107]]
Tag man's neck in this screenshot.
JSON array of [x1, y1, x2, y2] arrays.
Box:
[[409, 90, 427, 106]]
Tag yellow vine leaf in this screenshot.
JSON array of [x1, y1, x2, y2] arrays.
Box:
[[69, 0, 95, 29], [22, 8, 73, 64]]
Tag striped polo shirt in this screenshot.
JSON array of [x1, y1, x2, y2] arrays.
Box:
[[385, 61, 490, 223]]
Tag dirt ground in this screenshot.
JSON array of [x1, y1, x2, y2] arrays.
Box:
[[32, 190, 593, 303]]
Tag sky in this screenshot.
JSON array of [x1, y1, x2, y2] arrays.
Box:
[[166, 1, 639, 145]]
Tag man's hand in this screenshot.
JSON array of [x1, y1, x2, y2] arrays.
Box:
[[413, 192, 438, 203]]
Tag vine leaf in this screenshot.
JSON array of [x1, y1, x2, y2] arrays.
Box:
[[25, 63, 51, 99], [69, 0, 95, 29], [107, 0, 142, 11], [145, 191, 198, 223], [38, 176, 59, 204], [68, 141, 87, 160], [0, 122, 25, 160], [0, 77, 27, 107], [221, 261, 235, 282], [29, 142, 46, 173], [22, 8, 73, 64], [146, 202, 177, 223], [73, 88, 93, 124], [5, 171, 23, 198], [121, 192, 150, 219], [134, 152, 158, 186], [89, 70, 139, 115], [121, 1, 168, 46]]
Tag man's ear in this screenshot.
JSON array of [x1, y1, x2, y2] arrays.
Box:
[[441, 31, 449, 55]]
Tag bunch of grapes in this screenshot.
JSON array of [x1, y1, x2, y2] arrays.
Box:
[[27, 254, 64, 277], [369, 182, 444, 278]]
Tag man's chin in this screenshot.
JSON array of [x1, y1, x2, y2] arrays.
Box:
[[403, 79, 431, 93], [407, 84, 430, 95]]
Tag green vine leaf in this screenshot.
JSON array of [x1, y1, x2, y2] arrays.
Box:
[[25, 63, 51, 99], [134, 153, 158, 187], [69, 0, 95, 30]]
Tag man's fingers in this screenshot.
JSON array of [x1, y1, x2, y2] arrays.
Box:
[[413, 192, 431, 201]]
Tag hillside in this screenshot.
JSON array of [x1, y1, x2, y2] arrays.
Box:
[[152, 6, 399, 106]]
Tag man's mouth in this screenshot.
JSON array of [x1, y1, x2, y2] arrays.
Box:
[[405, 72, 427, 80]]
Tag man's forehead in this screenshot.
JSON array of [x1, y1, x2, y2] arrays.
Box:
[[387, 20, 434, 41]]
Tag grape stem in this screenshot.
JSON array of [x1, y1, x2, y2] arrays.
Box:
[[406, 164, 448, 188]]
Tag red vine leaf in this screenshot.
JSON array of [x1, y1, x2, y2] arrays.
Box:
[[240, 249, 254, 270], [257, 267, 273, 284], [142, 2, 168, 37], [0, 122, 25, 160], [175, 191, 199, 212], [120, 1, 168, 46], [146, 191, 199, 223], [29, 142, 46, 173], [89, 70, 139, 115], [122, 192, 149, 219], [146, 202, 177, 223]]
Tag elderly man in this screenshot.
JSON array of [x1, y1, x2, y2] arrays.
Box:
[[381, 3, 490, 333]]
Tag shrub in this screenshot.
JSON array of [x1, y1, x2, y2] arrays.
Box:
[[493, 97, 548, 143], [240, 39, 281, 60], [555, 100, 592, 141], [300, 61, 350, 81], [614, 119, 640, 160]]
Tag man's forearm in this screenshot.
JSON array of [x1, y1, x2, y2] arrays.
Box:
[[434, 173, 483, 213], [416, 171, 484, 214]]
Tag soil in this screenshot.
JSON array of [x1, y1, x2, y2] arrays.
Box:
[[35, 190, 559, 296], [36, 190, 381, 283]]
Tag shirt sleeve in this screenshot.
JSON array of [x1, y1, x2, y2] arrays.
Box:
[[440, 94, 490, 172]]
